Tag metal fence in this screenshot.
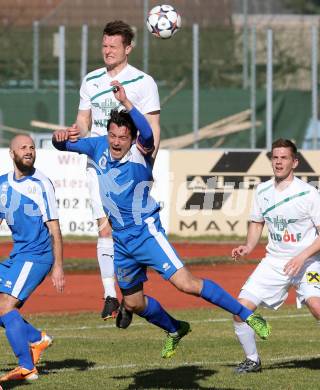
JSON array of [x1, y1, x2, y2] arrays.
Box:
[[0, 0, 319, 148]]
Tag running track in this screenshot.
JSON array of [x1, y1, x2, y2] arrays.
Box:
[[0, 242, 295, 314]]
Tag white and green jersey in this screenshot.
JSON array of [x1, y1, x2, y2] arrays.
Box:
[[251, 177, 320, 260], [79, 64, 160, 137]]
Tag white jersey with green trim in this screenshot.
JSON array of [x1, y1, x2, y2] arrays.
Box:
[[79, 64, 160, 137], [251, 177, 320, 260]]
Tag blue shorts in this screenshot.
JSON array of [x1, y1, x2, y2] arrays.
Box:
[[0, 258, 52, 303], [113, 215, 184, 290]]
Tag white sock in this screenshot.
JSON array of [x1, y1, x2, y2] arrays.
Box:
[[234, 320, 259, 362], [101, 277, 117, 299], [97, 237, 116, 299]]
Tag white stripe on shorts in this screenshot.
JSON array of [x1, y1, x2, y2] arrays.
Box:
[[11, 261, 33, 298], [145, 217, 183, 270]]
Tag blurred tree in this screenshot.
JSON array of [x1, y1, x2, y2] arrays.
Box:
[[284, 0, 320, 13]]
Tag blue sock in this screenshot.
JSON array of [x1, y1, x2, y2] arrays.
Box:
[[137, 295, 180, 333], [23, 319, 41, 343], [0, 315, 41, 343], [200, 279, 252, 321], [1, 310, 34, 370]]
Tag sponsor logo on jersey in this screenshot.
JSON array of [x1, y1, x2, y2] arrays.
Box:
[[306, 271, 320, 283], [93, 119, 108, 128], [267, 216, 301, 243], [269, 229, 302, 243]]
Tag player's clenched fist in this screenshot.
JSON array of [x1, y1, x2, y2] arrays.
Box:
[[52, 129, 69, 142], [52, 124, 80, 143], [67, 124, 80, 142]]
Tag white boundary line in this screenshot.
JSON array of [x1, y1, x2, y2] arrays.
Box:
[[0, 312, 317, 373], [1, 353, 319, 375], [48, 312, 311, 332], [32, 353, 320, 374]]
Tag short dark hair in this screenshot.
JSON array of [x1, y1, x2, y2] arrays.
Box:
[[103, 20, 134, 46], [107, 109, 138, 139], [272, 138, 298, 158]]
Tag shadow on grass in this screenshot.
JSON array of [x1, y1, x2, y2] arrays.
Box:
[[225, 357, 320, 373], [1, 359, 95, 389], [113, 365, 237, 389], [267, 357, 320, 370]]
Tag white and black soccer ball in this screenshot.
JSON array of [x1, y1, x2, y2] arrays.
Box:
[[146, 4, 181, 39]]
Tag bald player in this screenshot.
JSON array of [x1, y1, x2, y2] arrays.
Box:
[[0, 135, 64, 383]]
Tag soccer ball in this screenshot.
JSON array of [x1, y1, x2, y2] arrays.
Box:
[[146, 4, 181, 39]]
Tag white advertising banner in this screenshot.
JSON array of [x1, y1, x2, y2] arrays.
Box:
[[169, 150, 320, 237], [0, 148, 170, 236]]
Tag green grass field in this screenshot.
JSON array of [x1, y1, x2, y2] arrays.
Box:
[[0, 306, 319, 389]]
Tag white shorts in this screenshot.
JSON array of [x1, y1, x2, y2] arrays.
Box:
[[239, 255, 320, 310], [87, 166, 106, 220]]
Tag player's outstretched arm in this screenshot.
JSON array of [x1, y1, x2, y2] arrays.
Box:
[[52, 127, 96, 158], [110, 81, 133, 111], [52, 129, 69, 143], [52, 124, 80, 144], [111, 81, 154, 154], [46, 219, 65, 293]]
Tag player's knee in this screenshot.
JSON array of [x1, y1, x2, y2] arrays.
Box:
[[97, 217, 112, 237], [123, 297, 144, 313], [0, 298, 16, 316], [309, 303, 320, 320], [306, 297, 320, 320], [124, 301, 143, 313], [98, 229, 112, 238]]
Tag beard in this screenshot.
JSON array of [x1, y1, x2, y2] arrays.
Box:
[[14, 154, 35, 174]]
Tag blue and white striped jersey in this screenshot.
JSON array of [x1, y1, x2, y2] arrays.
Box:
[[0, 169, 59, 263]]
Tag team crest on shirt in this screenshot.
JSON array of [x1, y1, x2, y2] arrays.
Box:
[[306, 271, 320, 283], [265, 215, 298, 231], [99, 155, 107, 169], [0, 193, 7, 206], [94, 98, 118, 117], [28, 185, 37, 194]]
